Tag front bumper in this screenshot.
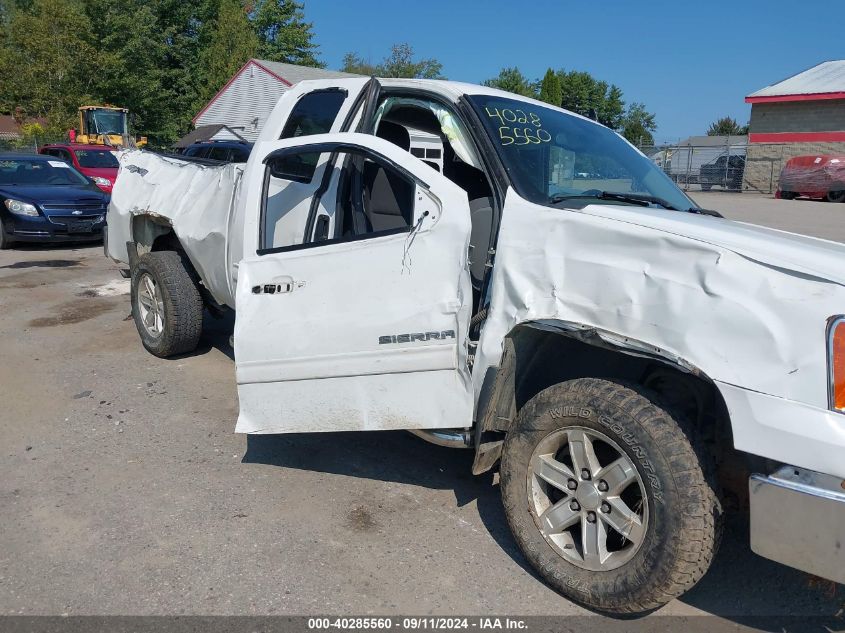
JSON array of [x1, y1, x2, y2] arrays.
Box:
[[3, 212, 105, 243], [750, 466, 845, 584]]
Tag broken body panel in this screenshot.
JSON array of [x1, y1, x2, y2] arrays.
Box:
[[108, 77, 845, 480]]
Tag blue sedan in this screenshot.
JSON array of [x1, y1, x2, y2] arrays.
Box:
[[0, 153, 110, 249]]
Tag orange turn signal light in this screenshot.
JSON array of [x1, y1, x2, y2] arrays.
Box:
[[830, 318, 845, 411]]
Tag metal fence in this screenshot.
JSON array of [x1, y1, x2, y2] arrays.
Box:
[[635, 141, 839, 195], [638, 140, 752, 193], [0, 132, 73, 154]]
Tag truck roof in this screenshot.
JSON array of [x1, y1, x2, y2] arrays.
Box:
[[296, 77, 603, 128]]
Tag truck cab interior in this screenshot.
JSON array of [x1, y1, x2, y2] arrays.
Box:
[[364, 96, 496, 311]]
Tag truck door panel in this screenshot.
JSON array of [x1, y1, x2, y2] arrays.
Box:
[[234, 133, 474, 434]]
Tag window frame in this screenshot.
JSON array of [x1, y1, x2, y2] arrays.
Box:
[[257, 140, 428, 257], [272, 88, 349, 185]]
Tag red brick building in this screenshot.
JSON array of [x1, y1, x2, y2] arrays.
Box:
[[744, 60, 845, 191]]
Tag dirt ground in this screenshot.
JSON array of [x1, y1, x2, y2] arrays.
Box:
[[0, 194, 843, 622]]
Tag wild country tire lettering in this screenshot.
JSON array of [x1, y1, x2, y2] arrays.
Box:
[[548, 406, 665, 504]]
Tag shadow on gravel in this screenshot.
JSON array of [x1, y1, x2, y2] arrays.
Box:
[[0, 259, 80, 269], [679, 512, 842, 620], [244, 430, 843, 621], [243, 430, 542, 582], [161, 309, 236, 361]]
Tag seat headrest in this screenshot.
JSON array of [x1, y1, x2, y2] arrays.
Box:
[[375, 121, 410, 152]]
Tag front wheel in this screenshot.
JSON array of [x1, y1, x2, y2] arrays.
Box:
[[131, 251, 203, 358], [500, 378, 721, 615], [826, 187, 845, 203]]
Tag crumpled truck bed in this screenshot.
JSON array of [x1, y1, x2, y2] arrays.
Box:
[[106, 150, 243, 307]]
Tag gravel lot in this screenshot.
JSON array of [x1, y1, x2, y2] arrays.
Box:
[[1, 194, 843, 622]]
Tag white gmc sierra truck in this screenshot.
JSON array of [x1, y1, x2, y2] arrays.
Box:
[[106, 77, 845, 614]]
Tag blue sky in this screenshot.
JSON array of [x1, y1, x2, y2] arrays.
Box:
[[304, 0, 843, 143]]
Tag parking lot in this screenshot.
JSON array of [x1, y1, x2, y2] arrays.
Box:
[[0, 193, 842, 621]]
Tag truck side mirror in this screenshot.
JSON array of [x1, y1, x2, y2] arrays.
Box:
[[267, 153, 318, 184]]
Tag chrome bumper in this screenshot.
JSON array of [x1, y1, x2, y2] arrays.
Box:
[[749, 466, 845, 584]]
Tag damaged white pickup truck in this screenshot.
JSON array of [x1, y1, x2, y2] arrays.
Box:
[[107, 77, 845, 614]]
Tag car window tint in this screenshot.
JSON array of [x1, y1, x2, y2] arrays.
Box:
[[75, 150, 118, 168], [207, 146, 232, 161], [276, 90, 347, 183]]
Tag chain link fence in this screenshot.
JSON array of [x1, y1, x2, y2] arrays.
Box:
[[0, 132, 74, 154], [638, 139, 845, 195], [638, 138, 752, 193]]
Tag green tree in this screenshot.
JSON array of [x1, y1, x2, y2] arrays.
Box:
[[556, 70, 626, 129], [197, 0, 258, 104], [707, 116, 749, 136], [482, 67, 535, 98], [379, 43, 442, 79], [538, 68, 561, 106], [340, 52, 377, 76], [251, 0, 323, 67], [340, 43, 443, 79], [600, 85, 625, 130], [0, 0, 97, 130], [621, 102, 657, 146], [82, 0, 205, 145]]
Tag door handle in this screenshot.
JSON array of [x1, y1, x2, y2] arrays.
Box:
[[251, 282, 293, 295]]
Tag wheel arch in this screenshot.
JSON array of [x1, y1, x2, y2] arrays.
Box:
[[129, 214, 214, 309], [472, 321, 733, 476]]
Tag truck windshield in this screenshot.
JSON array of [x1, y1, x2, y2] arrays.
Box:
[[88, 110, 126, 135], [467, 94, 694, 212]]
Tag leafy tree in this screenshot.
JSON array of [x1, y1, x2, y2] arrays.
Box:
[[0, 0, 96, 130], [340, 43, 443, 79], [620, 102, 657, 146], [380, 43, 442, 79], [197, 0, 258, 104], [538, 68, 561, 106], [251, 0, 323, 67], [600, 85, 625, 130], [707, 116, 749, 136], [482, 67, 535, 98], [557, 70, 626, 129], [340, 52, 377, 76], [82, 0, 205, 145]]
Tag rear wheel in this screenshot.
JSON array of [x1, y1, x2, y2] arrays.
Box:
[[780, 191, 796, 200], [131, 251, 203, 357], [700, 183, 712, 191], [500, 378, 721, 615]]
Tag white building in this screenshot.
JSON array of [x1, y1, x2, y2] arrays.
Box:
[[190, 59, 361, 142]]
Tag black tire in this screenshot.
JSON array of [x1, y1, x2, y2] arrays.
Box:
[[131, 250, 203, 358], [0, 218, 12, 249], [826, 187, 845, 203], [780, 191, 796, 200], [699, 183, 712, 191], [500, 378, 721, 615]]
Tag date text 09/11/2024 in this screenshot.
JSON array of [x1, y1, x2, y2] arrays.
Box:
[[307, 617, 528, 630]]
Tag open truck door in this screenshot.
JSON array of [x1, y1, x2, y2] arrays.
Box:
[[234, 133, 474, 434]]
